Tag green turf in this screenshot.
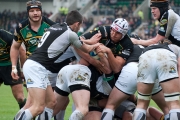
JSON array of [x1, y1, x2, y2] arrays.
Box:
[[0, 84, 160, 120]]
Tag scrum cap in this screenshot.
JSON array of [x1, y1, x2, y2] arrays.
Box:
[[150, 0, 169, 8], [26, 0, 42, 12]]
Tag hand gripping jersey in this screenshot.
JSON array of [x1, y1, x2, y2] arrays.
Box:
[[29, 22, 83, 73], [82, 26, 134, 60], [158, 9, 180, 46], [14, 16, 56, 57], [0, 29, 13, 66]]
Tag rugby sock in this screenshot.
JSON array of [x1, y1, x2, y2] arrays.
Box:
[[55, 110, 65, 120], [18, 109, 33, 120], [164, 114, 170, 120], [18, 98, 26, 109], [133, 108, 146, 120], [169, 109, 180, 120], [35, 107, 53, 120], [101, 109, 114, 120], [14, 108, 25, 120], [69, 110, 84, 120]]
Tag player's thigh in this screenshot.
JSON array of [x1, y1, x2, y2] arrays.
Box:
[[115, 62, 138, 95], [23, 60, 50, 89]]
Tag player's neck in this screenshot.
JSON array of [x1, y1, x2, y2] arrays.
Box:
[[29, 17, 42, 32]]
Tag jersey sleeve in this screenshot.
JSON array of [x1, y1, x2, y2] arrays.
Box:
[[158, 12, 168, 37], [117, 35, 134, 60], [81, 26, 110, 39], [0, 29, 13, 45], [14, 25, 23, 43], [69, 31, 83, 48]]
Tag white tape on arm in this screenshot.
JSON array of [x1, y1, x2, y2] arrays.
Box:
[[12, 66, 18, 74]]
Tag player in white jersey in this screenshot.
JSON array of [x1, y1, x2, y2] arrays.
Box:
[[131, 0, 180, 46], [13, 10, 100, 120], [133, 40, 180, 120]]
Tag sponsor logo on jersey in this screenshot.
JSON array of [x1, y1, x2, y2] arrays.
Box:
[[159, 27, 165, 32], [27, 78, 34, 84], [122, 49, 130, 56], [160, 19, 168, 26], [169, 66, 176, 73]]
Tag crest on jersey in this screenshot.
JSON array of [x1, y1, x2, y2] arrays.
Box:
[[26, 32, 33, 38]]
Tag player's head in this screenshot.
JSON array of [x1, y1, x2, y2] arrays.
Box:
[[110, 18, 129, 42], [26, 0, 42, 21], [150, 0, 169, 20], [65, 10, 83, 33], [27, 0, 42, 14]]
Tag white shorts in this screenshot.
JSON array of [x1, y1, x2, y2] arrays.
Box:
[[56, 64, 91, 93], [115, 62, 162, 95], [138, 49, 178, 83], [23, 59, 51, 89]]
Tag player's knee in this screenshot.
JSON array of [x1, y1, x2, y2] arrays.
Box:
[[76, 106, 89, 116], [35, 106, 45, 115]]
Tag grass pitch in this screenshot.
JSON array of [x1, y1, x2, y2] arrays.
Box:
[[0, 84, 159, 120]]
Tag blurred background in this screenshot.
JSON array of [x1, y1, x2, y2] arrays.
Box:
[[0, 0, 180, 39]]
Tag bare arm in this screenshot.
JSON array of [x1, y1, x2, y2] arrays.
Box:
[[73, 47, 107, 73], [96, 45, 126, 73], [19, 45, 26, 69], [80, 33, 102, 45], [10, 40, 22, 79], [131, 34, 165, 46]]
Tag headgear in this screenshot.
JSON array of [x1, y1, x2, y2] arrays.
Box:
[[150, 0, 169, 20], [26, 0, 42, 12]]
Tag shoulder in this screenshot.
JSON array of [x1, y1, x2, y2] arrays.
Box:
[[42, 16, 56, 25], [69, 30, 79, 39], [15, 19, 29, 32]]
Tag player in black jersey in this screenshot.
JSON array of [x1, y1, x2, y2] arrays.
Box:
[[13, 10, 100, 120], [0, 29, 26, 109], [131, 0, 180, 46]]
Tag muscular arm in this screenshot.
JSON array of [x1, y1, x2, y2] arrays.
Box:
[[19, 45, 26, 69], [73, 47, 107, 73], [96, 45, 125, 73], [131, 34, 165, 46], [10, 40, 22, 66]]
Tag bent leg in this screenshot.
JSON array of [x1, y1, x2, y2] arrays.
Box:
[[70, 89, 90, 120]]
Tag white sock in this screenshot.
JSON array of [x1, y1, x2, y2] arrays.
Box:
[[133, 108, 146, 120], [35, 107, 53, 120], [14, 108, 25, 120], [169, 109, 180, 120], [69, 110, 84, 120], [17, 109, 33, 120], [101, 109, 114, 120]]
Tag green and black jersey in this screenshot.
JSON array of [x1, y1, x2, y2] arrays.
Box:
[[14, 16, 56, 57], [0, 29, 13, 66]]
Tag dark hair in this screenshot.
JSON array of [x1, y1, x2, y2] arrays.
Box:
[[65, 10, 83, 25]]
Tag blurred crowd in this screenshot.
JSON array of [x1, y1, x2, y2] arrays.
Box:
[[0, 9, 93, 35], [92, 0, 143, 35]]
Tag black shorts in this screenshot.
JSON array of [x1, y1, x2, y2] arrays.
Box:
[[0, 65, 23, 85]]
